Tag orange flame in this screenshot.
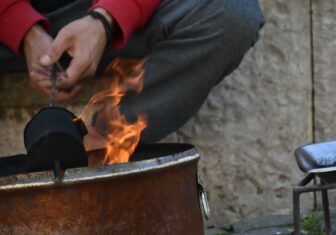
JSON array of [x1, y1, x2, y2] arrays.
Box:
[[81, 58, 147, 165]]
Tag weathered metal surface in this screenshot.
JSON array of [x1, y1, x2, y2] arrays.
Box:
[[294, 141, 336, 183], [295, 141, 336, 172], [0, 146, 203, 235]]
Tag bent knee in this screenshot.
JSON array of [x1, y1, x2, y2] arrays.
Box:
[[213, 0, 265, 48]]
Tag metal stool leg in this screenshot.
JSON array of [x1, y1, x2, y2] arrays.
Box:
[[293, 189, 301, 235], [322, 189, 332, 235]]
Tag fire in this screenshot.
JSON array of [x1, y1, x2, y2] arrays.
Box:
[[81, 58, 147, 165]]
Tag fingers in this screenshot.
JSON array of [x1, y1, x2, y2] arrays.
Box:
[[40, 29, 71, 67], [32, 63, 51, 77], [55, 85, 82, 102], [58, 58, 87, 88], [67, 56, 89, 82], [29, 64, 52, 96], [56, 57, 95, 89], [30, 72, 82, 103], [30, 78, 51, 96], [35, 17, 103, 102]]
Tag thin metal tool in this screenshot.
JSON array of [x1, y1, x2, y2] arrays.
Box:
[[49, 65, 57, 107], [53, 161, 62, 183], [49, 62, 65, 107], [49, 62, 66, 182]]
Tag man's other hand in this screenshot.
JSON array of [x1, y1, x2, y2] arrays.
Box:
[[23, 25, 53, 96], [39, 15, 108, 102]]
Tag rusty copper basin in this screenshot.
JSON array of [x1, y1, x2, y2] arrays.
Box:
[[0, 144, 204, 235]]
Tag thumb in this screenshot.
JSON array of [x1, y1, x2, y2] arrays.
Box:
[[39, 34, 69, 66]]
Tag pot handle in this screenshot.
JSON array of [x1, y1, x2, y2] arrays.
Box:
[[198, 183, 211, 220]]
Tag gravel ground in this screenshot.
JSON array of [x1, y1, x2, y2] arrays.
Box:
[[204, 212, 336, 235]]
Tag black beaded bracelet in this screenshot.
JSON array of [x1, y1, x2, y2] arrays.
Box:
[[88, 11, 113, 49]]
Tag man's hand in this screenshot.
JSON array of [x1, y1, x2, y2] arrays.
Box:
[[23, 25, 53, 96], [40, 13, 110, 102]]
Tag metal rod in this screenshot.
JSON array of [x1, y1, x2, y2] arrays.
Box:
[[49, 65, 57, 107], [53, 161, 62, 183], [313, 177, 317, 211], [49, 62, 66, 184], [293, 190, 301, 235], [49, 62, 66, 107], [298, 173, 314, 186], [55, 62, 65, 74], [294, 182, 336, 193], [293, 175, 335, 235], [322, 189, 332, 234]]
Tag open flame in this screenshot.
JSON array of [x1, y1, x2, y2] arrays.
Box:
[[81, 58, 147, 165]]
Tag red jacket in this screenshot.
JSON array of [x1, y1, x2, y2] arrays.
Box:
[[0, 0, 160, 54]]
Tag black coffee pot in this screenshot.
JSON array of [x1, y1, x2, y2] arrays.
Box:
[[24, 107, 88, 173]]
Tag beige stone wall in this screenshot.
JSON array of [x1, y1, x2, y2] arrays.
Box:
[[0, 0, 334, 228], [313, 1, 336, 141], [164, 0, 314, 226]]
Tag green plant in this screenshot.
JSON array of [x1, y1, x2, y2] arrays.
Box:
[[301, 214, 323, 235]]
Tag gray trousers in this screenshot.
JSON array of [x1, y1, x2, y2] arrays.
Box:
[[0, 0, 265, 143]]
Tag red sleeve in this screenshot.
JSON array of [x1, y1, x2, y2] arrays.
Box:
[[90, 0, 160, 49], [0, 0, 50, 54]]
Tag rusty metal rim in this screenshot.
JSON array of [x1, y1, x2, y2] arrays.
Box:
[[0, 148, 199, 191]]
